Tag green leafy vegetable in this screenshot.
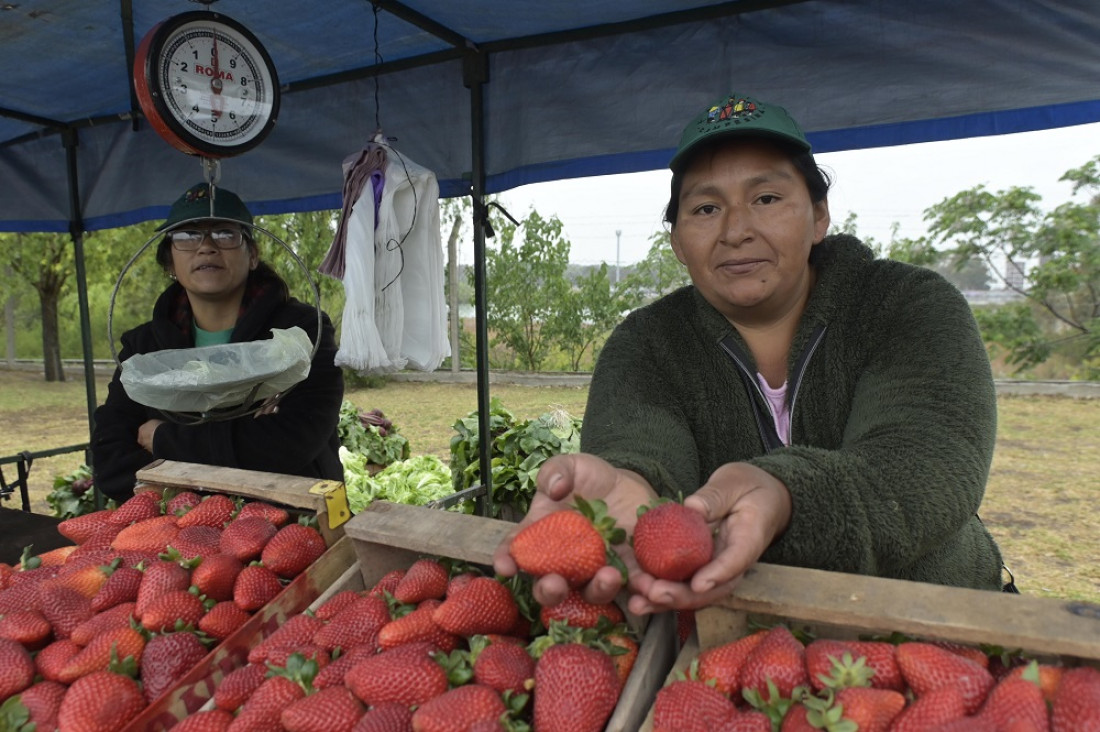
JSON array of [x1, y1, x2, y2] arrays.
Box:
[[341, 450, 471, 514], [46, 464, 99, 519], [337, 400, 410, 466]]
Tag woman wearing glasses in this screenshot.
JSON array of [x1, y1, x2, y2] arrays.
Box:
[[91, 183, 345, 501]]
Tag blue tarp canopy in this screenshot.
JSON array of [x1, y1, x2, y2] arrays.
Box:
[[4, 0, 1100, 234]]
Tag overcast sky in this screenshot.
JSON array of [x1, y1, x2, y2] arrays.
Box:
[[486, 121, 1100, 268]]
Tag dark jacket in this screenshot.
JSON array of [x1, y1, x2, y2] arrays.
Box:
[[92, 264, 344, 501], [582, 235, 1004, 591]]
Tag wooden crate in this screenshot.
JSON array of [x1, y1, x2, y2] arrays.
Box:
[[345, 500, 679, 732], [638, 562, 1100, 731]]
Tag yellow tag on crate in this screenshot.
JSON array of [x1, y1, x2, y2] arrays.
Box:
[[308, 480, 352, 530]]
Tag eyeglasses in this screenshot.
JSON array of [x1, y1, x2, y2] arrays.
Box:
[[169, 228, 245, 251]]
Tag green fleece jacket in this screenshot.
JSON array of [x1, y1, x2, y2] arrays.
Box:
[[583, 235, 1004, 591]]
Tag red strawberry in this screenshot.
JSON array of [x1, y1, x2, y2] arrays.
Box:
[[109, 491, 163, 525], [314, 589, 363, 620], [1007, 661, 1064, 703], [16, 680, 67, 731], [32, 545, 79, 567], [0, 637, 35, 699], [834, 687, 906, 732], [0, 581, 41, 616], [652, 678, 739, 732], [720, 709, 772, 732], [447, 571, 479, 596], [344, 644, 449, 707], [111, 515, 180, 554], [171, 524, 224, 561], [230, 674, 307, 730], [90, 565, 144, 612], [975, 673, 1049, 732], [933, 640, 990, 668], [140, 589, 207, 632], [312, 644, 377, 689], [1051, 666, 1100, 732], [533, 642, 621, 732], [540, 589, 624, 630], [69, 522, 126, 552], [0, 609, 51, 649], [56, 670, 147, 732], [510, 500, 619, 587], [58, 510, 116, 544], [432, 576, 518, 636], [632, 500, 713, 581], [214, 663, 267, 712], [58, 625, 146, 683], [378, 599, 459, 653], [34, 638, 81, 682], [392, 558, 449, 604], [177, 493, 237, 529], [738, 625, 810, 701], [248, 613, 327, 665], [805, 638, 903, 691], [696, 629, 767, 696], [411, 683, 507, 731], [472, 637, 536, 695], [168, 708, 235, 731], [281, 685, 364, 732], [136, 559, 191, 618], [166, 490, 203, 516], [265, 643, 331, 671], [233, 564, 284, 611], [895, 641, 995, 714], [141, 631, 209, 702], [368, 569, 406, 598], [192, 553, 244, 602], [38, 583, 94, 639], [45, 562, 111, 599], [261, 523, 328, 579], [198, 601, 251, 640], [607, 632, 640, 687], [312, 594, 390, 652], [219, 517, 277, 562], [352, 701, 414, 731], [71, 601, 138, 645], [889, 684, 970, 731], [237, 501, 290, 527]]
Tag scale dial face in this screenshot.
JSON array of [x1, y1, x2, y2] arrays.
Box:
[[134, 11, 280, 157]]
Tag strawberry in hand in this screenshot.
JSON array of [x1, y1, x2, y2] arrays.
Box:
[[509, 496, 625, 588]]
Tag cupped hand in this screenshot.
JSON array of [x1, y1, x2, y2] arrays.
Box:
[[491, 452, 657, 609], [137, 418, 165, 453]]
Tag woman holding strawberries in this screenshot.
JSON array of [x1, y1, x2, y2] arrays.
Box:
[[494, 92, 1006, 616]]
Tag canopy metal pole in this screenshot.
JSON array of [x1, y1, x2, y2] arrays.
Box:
[[465, 49, 493, 517]]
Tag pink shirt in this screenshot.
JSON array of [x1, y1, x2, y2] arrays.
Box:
[[756, 373, 791, 446]]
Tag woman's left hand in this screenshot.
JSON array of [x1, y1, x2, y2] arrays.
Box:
[[137, 418, 165, 453]]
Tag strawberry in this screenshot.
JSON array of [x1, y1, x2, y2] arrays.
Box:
[[248, 613, 327, 665], [90, 565, 144, 612], [192, 553, 244, 602], [171, 525, 224, 561], [214, 663, 267, 712], [0, 581, 41, 616], [368, 569, 406, 598], [198, 601, 251, 640], [58, 625, 145, 683], [168, 708, 235, 731], [166, 490, 203, 516], [219, 517, 277, 562], [230, 675, 307, 731], [312, 644, 377, 690], [141, 631, 209, 702], [1051, 666, 1100, 732], [140, 589, 207, 632], [0, 609, 51, 649], [0, 637, 35, 699], [834, 687, 906, 732], [353, 701, 414, 731], [34, 638, 81, 682], [312, 594, 390, 652], [932, 640, 990, 668], [888, 684, 969, 732], [738, 624, 810, 701], [69, 522, 126, 552], [71, 601, 138, 645], [136, 559, 191, 618], [696, 629, 767, 696], [261, 523, 328, 579], [652, 678, 739, 732], [392, 558, 450, 604], [38, 583, 94, 639], [974, 673, 1049, 732], [1007, 661, 1064, 703], [15, 680, 67, 731], [510, 498, 623, 587], [176, 493, 237, 529], [632, 499, 713, 581], [447, 571, 479, 596], [236, 500, 290, 527], [377, 599, 460, 653], [472, 636, 536, 695], [233, 564, 284, 611], [411, 683, 507, 732], [778, 702, 816, 732], [112, 515, 181, 554], [56, 670, 147, 732], [58, 510, 116, 544], [533, 642, 621, 732], [109, 491, 163, 525], [314, 589, 363, 620], [264, 643, 331, 670], [805, 638, 903, 691], [539, 589, 624, 630], [46, 561, 111, 598], [895, 641, 995, 714], [607, 632, 640, 687], [281, 685, 364, 732], [32, 545, 79, 567], [432, 576, 519, 636], [344, 644, 449, 707]]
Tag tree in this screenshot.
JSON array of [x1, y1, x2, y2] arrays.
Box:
[[549, 263, 638, 371], [620, 231, 691, 305], [4, 232, 72, 381], [254, 210, 345, 325], [921, 157, 1100, 377], [475, 209, 571, 370]]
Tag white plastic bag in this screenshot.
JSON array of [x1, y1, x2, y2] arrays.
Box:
[[120, 327, 313, 413]]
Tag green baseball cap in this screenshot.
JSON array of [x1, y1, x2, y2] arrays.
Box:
[[156, 182, 254, 231], [669, 94, 811, 172]]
